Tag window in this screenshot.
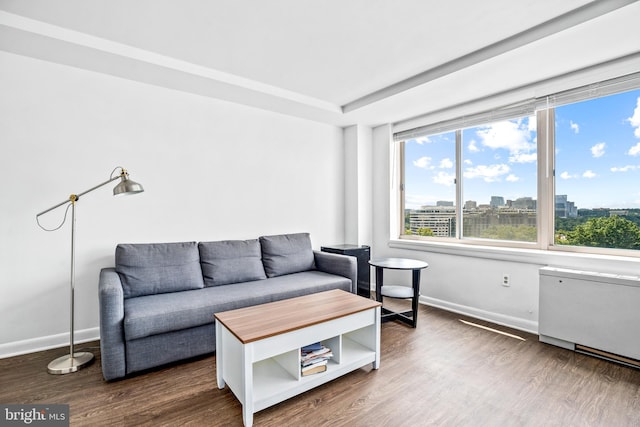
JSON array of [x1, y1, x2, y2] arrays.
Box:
[[403, 131, 456, 238], [397, 75, 640, 255], [462, 117, 537, 242], [402, 114, 538, 246], [554, 89, 640, 251]]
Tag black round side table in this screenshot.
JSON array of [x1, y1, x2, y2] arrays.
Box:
[[368, 258, 429, 328]]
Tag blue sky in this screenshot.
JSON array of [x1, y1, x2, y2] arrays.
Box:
[[404, 89, 640, 210], [556, 89, 640, 209]]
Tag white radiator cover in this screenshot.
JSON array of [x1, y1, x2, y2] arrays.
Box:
[[539, 267, 640, 361]]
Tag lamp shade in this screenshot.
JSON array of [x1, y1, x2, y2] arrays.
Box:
[[113, 177, 144, 195]]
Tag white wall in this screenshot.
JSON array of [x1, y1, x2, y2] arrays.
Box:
[[0, 51, 345, 357], [343, 125, 373, 247]]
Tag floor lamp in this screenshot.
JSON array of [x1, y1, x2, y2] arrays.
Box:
[[36, 166, 144, 374]]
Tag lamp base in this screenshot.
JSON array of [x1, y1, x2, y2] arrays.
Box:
[[47, 351, 94, 375]]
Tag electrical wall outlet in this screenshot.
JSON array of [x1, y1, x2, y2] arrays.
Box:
[[502, 274, 510, 287]]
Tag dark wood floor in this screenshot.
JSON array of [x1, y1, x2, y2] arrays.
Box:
[[2, 303, 640, 426]]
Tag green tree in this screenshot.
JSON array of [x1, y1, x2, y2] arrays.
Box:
[[417, 227, 434, 236], [480, 225, 537, 242], [566, 216, 640, 249], [554, 230, 572, 245], [404, 227, 435, 236]]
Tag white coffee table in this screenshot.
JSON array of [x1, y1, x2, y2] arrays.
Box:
[[214, 289, 381, 426]]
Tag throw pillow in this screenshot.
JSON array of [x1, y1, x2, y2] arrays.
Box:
[[199, 239, 267, 286], [259, 232, 316, 278], [116, 242, 204, 298]]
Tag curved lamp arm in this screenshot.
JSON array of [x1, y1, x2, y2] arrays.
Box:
[[36, 167, 144, 219]]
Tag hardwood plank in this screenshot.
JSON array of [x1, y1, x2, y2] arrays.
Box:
[[2, 305, 640, 426]]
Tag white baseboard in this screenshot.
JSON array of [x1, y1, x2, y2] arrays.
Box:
[[0, 327, 100, 359], [420, 296, 538, 335], [1, 299, 538, 359]]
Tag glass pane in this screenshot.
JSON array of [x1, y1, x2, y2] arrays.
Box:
[[461, 117, 537, 242], [555, 89, 640, 250], [403, 132, 456, 237]]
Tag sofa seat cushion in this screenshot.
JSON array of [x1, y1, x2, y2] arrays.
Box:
[[245, 270, 352, 302], [123, 271, 351, 340], [116, 242, 204, 298], [199, 239, 266, 287], [260, 233, 316, 278]]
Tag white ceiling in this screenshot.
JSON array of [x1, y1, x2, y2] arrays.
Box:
[[1, 0, 639, 127]]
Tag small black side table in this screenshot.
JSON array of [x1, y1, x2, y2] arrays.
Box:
[[369, 258, 429, 328], [321, 244, 370, 298]]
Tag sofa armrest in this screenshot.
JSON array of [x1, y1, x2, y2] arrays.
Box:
[[98, 267, 126, 381], [313, 251, 357, 294]]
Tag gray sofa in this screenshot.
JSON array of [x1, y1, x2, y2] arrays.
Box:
[[98, 233, 356, 381]]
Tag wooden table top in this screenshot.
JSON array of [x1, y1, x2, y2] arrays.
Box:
[[214, 289, 381, 344]]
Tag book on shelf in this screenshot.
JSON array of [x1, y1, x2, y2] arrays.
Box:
[[301, 363, 328, 376], [301, 359, 328, 372], [300, 342, 332, 376]]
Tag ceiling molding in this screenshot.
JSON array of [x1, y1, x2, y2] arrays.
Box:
[[393, 51, 640, 135], [341, 0, 639, 113], [0, 11, 345, 122]]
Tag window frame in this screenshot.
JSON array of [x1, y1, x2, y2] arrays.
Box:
[[396, 73, 640, 258]]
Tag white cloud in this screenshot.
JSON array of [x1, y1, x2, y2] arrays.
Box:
[[570, 121, 580, 134], [464, 159, 473, 165], [433, 171, 456, 186], [475, 119, 536, 154], [464, 164, 510, 182], [439, 158, 453, 169], [560, 171, 575, 180], [628, 96, 640, 138], [506, 174, 520, 182], [591, 142, 606, 158], [413, 156, 433, 169], [628, 142, 640, 156], [410, 136, 432, 145], [611, 165, 638, 172], [468, 140, 480, 153], [509, 153, 537, 163], [582, 170, 597, 178]]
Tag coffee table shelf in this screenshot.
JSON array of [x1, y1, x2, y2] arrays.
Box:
[[215, 290, 381, 426]]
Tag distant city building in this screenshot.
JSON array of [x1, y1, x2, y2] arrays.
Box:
[[512, 197, 536, 210], [610, 210, 629, 216], [555, 195, 578, 218], [405, 193, 583, 238], [490, 196, 505, 208], [409, 206, 456, 237]]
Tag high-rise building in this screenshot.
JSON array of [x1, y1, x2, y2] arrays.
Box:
[[490, 196, 505, 208], [555, 195, 578, 218]]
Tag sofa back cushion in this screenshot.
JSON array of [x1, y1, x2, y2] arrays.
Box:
[[259, 233, 316, 278], [199, 239, 267, 287], [116, 242, 204, 298]]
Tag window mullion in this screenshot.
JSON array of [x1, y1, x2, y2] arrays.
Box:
[[537, 108, 555, 250], [455, 129, 463, 239]]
